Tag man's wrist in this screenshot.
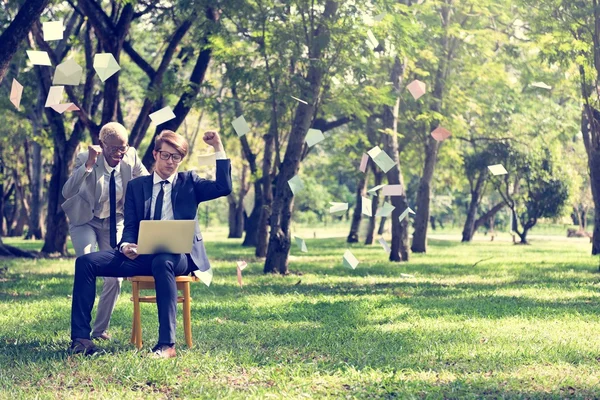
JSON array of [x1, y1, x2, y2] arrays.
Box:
[[213, 144, 224, 152]]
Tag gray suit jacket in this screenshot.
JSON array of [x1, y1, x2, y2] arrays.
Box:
[[61, 147, 149, 227]]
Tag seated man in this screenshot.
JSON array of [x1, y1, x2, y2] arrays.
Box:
[[69, 129, 232, 358]]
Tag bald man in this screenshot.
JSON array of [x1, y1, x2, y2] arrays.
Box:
[[62, 122, 149, 340]]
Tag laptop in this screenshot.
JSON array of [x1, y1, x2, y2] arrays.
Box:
[[137, 220, 196, 255]]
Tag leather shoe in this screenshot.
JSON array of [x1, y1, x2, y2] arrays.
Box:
[[92, 332, 111, 341], [68, 338, 99, 356], [150, 344, 176, 359]]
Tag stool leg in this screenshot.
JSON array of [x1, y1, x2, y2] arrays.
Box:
[[183, 282, 192, 348], [132, 281, 143, 349]]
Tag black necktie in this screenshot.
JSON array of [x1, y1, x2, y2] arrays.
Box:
[[153, 180, 168, 221], [109, 170, 117, 248]]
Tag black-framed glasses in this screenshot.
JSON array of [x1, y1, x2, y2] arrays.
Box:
[[157, 150, 183, 163], [104, 144, 130, 153]]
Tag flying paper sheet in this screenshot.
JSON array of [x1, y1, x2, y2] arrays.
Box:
[[406, 79, 426, 100], [399, 206, 415, 222], [367, 184, 386, 196], [45, 86, 64, 107], [531, 82, 552, 90], [359, 153, 369, 173], [50, 103, 79, 114], [43, 21, 64, 41], [378, 237, 391, 254], [198, 153, 217, 167], [196, 268, 213, 287], [294, 236, 308, 253], [366, 29, 379, 49], [231, 115, 250, 137], [26, 51, 52, 66], [487, 164, 508, 175], [93, 53, 121, 82], [373, 12, 386, 22], [305, 129, 325, 147], [331, 76, 341, 85], [149, 106, 176, 126], [431, 126, 451, 142], [10, 79, 23, 109], [375, 201, 395, 217], [53, 59, 82, 85], [290, 95, 308, 105], [329, 202, 348, 216], [382, 185, 403, 196], [236, 265, 243, 288], [343, 250, 359, 270], [361, 196, 373, 217], [237, 260, 247, 271], [288, 175, 304, 195], [367, 146, 396, 172]]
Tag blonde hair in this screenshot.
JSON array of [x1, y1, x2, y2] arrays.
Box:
[[99, 122, 128, 142], [154, 130, 189, 157]]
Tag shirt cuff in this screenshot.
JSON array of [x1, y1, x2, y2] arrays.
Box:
[[214, 150, 227, 160], [119, 242, 129, 253]]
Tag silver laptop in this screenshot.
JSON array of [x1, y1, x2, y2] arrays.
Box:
[[137, 220, 196, 255]]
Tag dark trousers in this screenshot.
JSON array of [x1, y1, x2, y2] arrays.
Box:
[[71, 250, 194, 345]]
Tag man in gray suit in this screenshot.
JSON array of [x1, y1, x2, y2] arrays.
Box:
[[62, 122, 148, 340]]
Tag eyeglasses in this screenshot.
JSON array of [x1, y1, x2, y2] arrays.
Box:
[[157, 150, 183, 163], [104, 144, 130, 153]]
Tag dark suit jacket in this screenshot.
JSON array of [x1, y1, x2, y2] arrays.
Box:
[[119, 159, 232, 271]]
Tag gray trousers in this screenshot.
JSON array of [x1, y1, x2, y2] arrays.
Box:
[[70, 216, 124, 337]]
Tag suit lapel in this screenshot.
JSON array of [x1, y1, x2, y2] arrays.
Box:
[[170, 172, 184, 219], [143, 175, 153, 219], [121, 157, 132, 192], [94, 157, 105, 205]]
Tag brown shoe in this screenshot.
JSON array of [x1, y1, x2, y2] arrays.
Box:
[[68, 338, 100, 355], [92, 332, 111, 341], [150, 344, 176, 359]]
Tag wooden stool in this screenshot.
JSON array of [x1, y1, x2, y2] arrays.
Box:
[[128, 275, 199, 349]]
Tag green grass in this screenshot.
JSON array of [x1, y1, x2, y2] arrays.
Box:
[[1, 230, 600, 399]]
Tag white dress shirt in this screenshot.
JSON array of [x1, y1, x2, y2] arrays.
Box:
[[95, 157, 124, 219]]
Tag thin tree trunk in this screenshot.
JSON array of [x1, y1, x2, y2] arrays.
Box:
[[26, 91, 44, 239], [347, 174, 367, 243], [377, 215, 387, 235], [473, 202, 505, 233], [382, 57, 410, 262], [264, 1, 338, 274], [255, 110, 277, 258], [461, 173, 485, 242], [365, 169, 383, 245], [581, 106, 600, 255], [242, 181, 262, 247]]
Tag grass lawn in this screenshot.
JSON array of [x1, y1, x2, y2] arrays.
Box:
[[1, 228, 600, 399]]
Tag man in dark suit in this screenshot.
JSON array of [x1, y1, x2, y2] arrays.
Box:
[[69, 129, 232, 358]]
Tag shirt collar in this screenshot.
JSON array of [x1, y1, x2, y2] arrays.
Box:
[[153, 171, 177, 185], [103, 156, 121, 174]]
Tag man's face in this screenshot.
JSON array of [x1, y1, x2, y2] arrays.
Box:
[[100, 135, 129, 166], [153, 142, 183, 178]]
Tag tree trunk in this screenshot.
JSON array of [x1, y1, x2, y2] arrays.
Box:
[[263, 1, 339, 274], [377, 215, 387, 235], [473, 202, 505, 233], [581, 106, 600, 254], [255, 112, 277, 258], [26, 135, 44, 239], [0, 0, 49, 84], [347, 174, 367, 243], [365, 169, 383, 245], [382, 57, 410, 262], [461, 172, 485, 242], [242, 181, 262, 247], [227, 193, 245, 238]]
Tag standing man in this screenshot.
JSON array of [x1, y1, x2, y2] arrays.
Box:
[[62, 122, 149, 341], [69, 129, 232, 358]]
